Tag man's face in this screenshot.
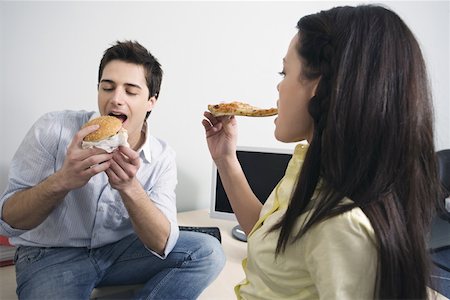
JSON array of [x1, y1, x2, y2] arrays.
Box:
[[98, 60, 155, 149]]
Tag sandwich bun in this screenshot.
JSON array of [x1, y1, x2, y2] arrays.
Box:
[[82, 116, 123, 142], [81, 115, 129, 153]]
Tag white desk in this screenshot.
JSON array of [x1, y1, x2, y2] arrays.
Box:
[[178, 209, 247, 300], [0, 264, 16, 300], [0, 209, 247, 300]]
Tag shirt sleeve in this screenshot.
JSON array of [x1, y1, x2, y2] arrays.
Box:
[[0, 112, 61, 236], [303, 208, 378, 300]]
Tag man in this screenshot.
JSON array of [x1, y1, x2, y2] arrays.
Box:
[[0, 40, 225, 299]]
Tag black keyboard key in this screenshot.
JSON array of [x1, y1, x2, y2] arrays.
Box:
[[179, 226, 221, 243]]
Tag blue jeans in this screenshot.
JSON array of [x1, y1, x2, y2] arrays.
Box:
[[14, 231, 226, 300]]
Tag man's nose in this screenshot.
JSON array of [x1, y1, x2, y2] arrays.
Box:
[[111, 88, 125, 105]]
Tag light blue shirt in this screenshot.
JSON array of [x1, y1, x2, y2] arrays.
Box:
[[0, 110, 179, 257]]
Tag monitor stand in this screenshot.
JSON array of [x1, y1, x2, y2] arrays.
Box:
[[231, 225, 247, 242]]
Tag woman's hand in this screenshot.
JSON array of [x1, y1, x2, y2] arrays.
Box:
[[202, 111, 238, 163]]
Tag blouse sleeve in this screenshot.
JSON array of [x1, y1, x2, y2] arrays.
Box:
[[303, 208, 378, 300]]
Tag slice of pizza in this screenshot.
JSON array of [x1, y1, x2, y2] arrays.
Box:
[[207, 101, 278, 117]]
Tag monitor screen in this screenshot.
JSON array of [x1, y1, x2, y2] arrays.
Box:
[[210, 146, 292, 221]]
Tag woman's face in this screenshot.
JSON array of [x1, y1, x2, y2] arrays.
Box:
[[275, 33, 320, 143]]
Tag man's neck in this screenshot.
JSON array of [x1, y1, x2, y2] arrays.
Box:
[[133, 131, 146, 151], [129, 122, 147, 151], [128, 130, 144, 151]]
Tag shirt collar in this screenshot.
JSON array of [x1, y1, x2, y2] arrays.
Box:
[[138, 121, 152, 164]]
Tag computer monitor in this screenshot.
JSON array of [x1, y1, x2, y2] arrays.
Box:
[[209, 146, 293, 241]]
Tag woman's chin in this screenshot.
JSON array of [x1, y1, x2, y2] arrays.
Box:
[[274, 131, 289, 143], [274, 130, 305, 144]]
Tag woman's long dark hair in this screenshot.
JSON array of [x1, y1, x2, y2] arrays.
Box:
[[271, 5, 442, 299]]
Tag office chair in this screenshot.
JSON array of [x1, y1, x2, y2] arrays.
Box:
[[430, 149, 450, 298], [437, 149, 450, 220]]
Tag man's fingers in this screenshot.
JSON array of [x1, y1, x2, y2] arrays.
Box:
[[66, 145, 110, 163], [108, 157, 128, 179], [112, 150, 139, 177], [83, 159, 111, 177], [69, 125, 100, 149], [117, 146, 139, 161], [105, 168, 119, 183], [82, 153, 114, 170]]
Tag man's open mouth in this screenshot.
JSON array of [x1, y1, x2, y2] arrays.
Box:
[[109, 113, 128, 123]]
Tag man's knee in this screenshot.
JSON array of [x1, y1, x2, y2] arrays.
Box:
[[199, 233, 226, 272], [176, 231, 226, 273]]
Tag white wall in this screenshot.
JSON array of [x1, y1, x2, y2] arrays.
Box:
[[1, 1, 449, 212]]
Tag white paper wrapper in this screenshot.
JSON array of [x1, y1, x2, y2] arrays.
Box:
[[82, 128, 129, 153]]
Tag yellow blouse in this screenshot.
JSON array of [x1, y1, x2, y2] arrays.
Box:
[[235, 144, 378, 299]]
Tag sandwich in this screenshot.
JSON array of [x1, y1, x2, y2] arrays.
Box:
[[81, 115, 129, 153]]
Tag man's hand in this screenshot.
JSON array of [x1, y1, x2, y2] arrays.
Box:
[[105, 146, 171, 254], [105, 146, 140, 191], [3, 124, 114, 230], [56, 124, 113, 191]]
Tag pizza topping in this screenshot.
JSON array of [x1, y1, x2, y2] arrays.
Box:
[[208, 101, 278, 117]]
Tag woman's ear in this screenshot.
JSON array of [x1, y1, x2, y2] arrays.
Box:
[[311, 76, 321, 98]]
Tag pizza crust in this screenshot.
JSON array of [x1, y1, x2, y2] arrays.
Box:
[[207, 101, 278, 117]]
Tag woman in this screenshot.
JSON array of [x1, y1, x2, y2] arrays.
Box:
[[202, 5, 443, 299]]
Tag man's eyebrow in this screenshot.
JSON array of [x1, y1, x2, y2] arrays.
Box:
[[100, 79, 114, 84], [99, 79, 142, 89], [124, 83, 142, 89]]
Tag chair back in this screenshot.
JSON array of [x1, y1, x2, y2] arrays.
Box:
[[437, 149, 450, 220], [437, 149, 450, 195]]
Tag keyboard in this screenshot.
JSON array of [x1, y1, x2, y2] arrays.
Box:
[[179, 226, 221, 243]]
